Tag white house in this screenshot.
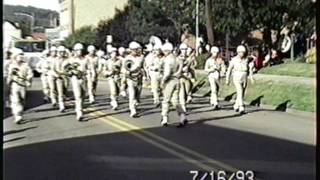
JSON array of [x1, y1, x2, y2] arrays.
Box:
[[3, 20, 22, 49]]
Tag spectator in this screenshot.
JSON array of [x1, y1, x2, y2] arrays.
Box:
[[249, 48, 264, 72], [263, 49, 284, 67]]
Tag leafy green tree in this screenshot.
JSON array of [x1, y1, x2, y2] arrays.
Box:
[[96, 7, 132, 48], [62, 26, 97, 49]]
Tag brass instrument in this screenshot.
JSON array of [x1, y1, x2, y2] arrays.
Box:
[[64, 62, 84, 78], [124, 59, 135, 72], [10, 67, 29, 87], [105, 62, 121, 78], [123, 59, 143, 80]]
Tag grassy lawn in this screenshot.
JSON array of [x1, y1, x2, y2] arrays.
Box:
[[258, 61, 316, 78], [196, 74, 316, 112]]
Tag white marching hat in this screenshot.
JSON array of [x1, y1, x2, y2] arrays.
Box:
[[87, 45, 96, 52], [236, 45, 246, 53], [161, 42, 173, 51], [73, 43, 84, 50], [118, 47, 126, 54], [129, 41, 141, 50], [210, 46, 220, 53], [50, 46, 57, 51], [96, 50, 105, 57], [57, 45, 66, 52], [179, 43, 188, 50]]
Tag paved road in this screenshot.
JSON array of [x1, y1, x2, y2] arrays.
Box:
[[3, 78, 316, 180]]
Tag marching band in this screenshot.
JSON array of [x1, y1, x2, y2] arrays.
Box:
[[5, 37, 255, 127]]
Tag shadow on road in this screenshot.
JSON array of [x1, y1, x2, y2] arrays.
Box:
[[3, 137, 26, 144], [4, 90, 46, 119], [3, 126, 38, 136], [3, 123, 315, 180]]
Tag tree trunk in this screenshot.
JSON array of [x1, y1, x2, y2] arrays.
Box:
[[205, 0, 214, 44]]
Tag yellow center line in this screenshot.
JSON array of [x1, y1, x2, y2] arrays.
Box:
[[88, 110, 214, 171], [86, 107, 240, 173]]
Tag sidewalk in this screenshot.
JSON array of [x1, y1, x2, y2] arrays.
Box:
[[194, 70, 316, 117], [196, 70, 316, 86]]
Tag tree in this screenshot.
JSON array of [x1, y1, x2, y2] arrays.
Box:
[[96, 0, 315, 48], [210, 0, 315, 46], [62, 26, 97, 49], [96, 7, 132, 48], [205, 0, 214, 44]]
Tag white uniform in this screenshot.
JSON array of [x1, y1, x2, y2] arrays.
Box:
[[7, 62, 33, 123], [119, 55, 128, 96], [4, 59, 12, 107], [149, 54, 164, 104], [101, 57, 122, 109], [161, 53, 186, 124], [48, 56, 69, 111], [204, 57, 226, 106], [178, 54, 193, 111], [85, 54, 99, 103], [144, 52, 154, 89], [68, 56, 93, 120], [226, 56, 254, 112], [47, 56, 58, 106], [122, 54, 145, 117], [36, 56, 52, 101]]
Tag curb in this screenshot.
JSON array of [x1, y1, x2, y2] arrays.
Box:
[[193, 92, 315, 119]]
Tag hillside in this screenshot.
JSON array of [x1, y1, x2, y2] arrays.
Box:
[[3, 4, 59, 34]]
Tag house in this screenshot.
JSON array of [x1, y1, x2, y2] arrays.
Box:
[[3, 20, 22, 48], [58, 0, 128, 38]]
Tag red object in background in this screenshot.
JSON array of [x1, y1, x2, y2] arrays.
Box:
[[253, 57, 264, 70]]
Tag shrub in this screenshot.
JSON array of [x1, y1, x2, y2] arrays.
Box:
[[195, 53, 210, 69], [305, 47, 316, 64]]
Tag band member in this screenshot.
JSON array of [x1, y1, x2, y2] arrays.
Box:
[[101, 47, 122, 110], [4, 48, 13, 108], [36, 49, 51, 102], [122, 41, 145, 117], [68, 43, 94, 121], [118, 47, 126, 58], [49, 46, 69, 112], [47, 46, 59, 107], [86, 45, 99, 104], [149, 45, 164, 106], [7, 49, 33, 124], [96, 50, 107, 73], [160, 42, 187, 127], [186, 47, 197, 82], [204, 46, 226, 109], [119, 47, 129, 97], [144, 43, 154, 91], [226, 45, 255, 114], [177, 43, 191, 112]]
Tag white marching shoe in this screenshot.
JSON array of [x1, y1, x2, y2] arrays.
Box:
[[130, 109, 137, 118], [160, 116, 168, 127], [14, 115, 23, 124], [120, 91, 127, 97], [239, 106, 245, 114], [186, 95, 192, 103], [111, 100, 118, 110], [77, 112, 83, 121], [177, 114, 188, 128]]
